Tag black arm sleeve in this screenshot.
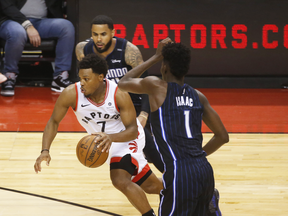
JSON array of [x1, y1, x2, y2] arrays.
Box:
[[139, 70, 150, 114], [0, 0, 27, 24]]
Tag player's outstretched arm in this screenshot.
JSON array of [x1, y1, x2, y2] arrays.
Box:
[[118, 37, 172, 94], [125, 41, 150, 127], [197, 90, 229, 156], [34, 85, 76, 173]]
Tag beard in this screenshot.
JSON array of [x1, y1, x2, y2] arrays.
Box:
[[94, 38, 113, 53]]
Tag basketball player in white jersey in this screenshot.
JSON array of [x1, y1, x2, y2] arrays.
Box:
[[34, 53, 162, 216]]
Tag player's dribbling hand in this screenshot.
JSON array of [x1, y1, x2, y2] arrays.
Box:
[[155, 37, 173, 57], [34, 152, 51, 173], [92, 132, 112, 153]]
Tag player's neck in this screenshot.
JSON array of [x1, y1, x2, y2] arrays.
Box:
[[89, 80, 107, 103], [165, 72, 184, 86]]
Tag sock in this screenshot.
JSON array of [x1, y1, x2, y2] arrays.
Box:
[[142, 209, 156, 216]]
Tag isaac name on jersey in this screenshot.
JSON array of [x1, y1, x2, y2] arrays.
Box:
[[175, 95, 194, 107]]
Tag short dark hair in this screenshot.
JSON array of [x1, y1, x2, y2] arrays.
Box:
[[162, 43, 191, 79], [91, 15, 114, 30], [79, 53, 108, 77]]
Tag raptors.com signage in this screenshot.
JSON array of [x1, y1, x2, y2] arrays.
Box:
[[114, 24, 288, 50], [79, 0, 288, 76]]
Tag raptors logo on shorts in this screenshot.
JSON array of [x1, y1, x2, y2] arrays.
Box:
[[129, 141, 138, 153]]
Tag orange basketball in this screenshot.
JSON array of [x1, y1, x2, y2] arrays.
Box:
[[76, 134, 108, 168]]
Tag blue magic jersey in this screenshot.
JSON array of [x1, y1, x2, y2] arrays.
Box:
[[84, 37, 132, 84], [150, 82, 205, 163], [151, 82, 214, 216]]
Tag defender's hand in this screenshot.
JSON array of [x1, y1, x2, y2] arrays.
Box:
[[137, 111, 149, 128], [155, 37, 173, 57]]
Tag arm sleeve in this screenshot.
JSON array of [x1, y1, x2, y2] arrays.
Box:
[[139, 70, 150, 114], [0, 0, 28, 25]]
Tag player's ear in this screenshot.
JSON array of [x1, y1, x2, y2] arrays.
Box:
[[98, 73, 104, 80], [163, 62, 168, 74], [111, 29, 115, 37]]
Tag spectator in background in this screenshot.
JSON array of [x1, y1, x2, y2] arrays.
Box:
[[0, 0, 75, 97]]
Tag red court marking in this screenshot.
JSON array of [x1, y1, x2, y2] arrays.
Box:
[[0, 87, 287, 133]]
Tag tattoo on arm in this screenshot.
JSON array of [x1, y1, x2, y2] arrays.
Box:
[[125, 42, 144, 68], [75, 42, 87, 61]]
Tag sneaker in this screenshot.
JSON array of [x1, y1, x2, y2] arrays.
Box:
[[1, 72, 17, 97], [208, 188, 222, 216], [0, 73, 7, 84], [51, 71, 73, 92]]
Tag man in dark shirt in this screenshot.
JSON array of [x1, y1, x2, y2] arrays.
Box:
[[0, 0, 75, 96], [118, 38, 229, 216]]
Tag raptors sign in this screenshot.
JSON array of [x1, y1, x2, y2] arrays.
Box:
[[78, 0, 288, 76], [114, 24, 288, 49]]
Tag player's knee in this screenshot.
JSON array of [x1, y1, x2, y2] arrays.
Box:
[[141, 177, 163, 194], [110, 172, 131, 192]]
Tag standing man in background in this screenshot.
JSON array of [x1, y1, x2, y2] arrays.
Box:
[[0, 0, 75, 96], [118, 38, 229, 215]]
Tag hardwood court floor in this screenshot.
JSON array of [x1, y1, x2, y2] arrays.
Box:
[[0, 132, 288, 216]]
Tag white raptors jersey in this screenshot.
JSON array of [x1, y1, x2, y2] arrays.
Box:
[[74, 79, 126, 135], [73, 79, 148, 178]]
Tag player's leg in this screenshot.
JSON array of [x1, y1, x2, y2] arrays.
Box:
[[140, 171, 163, 194], [110, 168, 153, 214], [110, 154, 156, 216], [193, 159, 215, 216], [143, 127, 164, 172], [207, 188, 222, 216]]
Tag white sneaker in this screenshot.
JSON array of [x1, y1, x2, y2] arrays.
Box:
[[51, 71, 73, 92]]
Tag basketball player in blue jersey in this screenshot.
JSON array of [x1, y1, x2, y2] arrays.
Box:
[[118, 38, 229, 216], [34, 53, 163, 216], [75, 15, 164, 174]]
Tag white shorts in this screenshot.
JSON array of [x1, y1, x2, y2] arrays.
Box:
[[107, 120, 150, 183]]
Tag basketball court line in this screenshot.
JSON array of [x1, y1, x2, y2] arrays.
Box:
[[0, 187, 121, 216]]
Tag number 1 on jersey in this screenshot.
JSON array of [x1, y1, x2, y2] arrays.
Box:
[[184, 110, 192, 138]]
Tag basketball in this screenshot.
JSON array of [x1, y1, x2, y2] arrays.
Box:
[[76, 134, 108, 168]]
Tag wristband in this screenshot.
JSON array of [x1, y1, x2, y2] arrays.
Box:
[[139, 114, 148, 120], [22, 20, 33, 30], [41, 149, 49, 153]]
